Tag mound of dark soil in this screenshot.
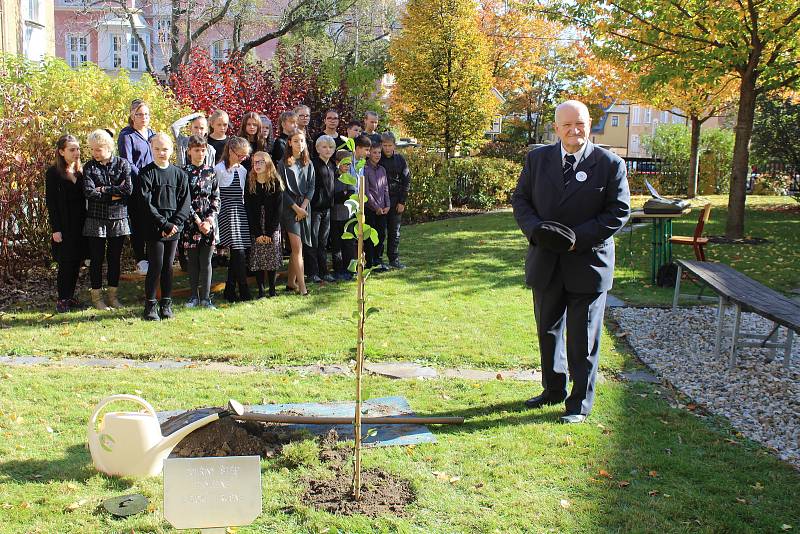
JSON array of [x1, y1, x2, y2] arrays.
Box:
[[169, 416, 305, 458], [304, 468, 414, 517], [302, 429, 415, 517]]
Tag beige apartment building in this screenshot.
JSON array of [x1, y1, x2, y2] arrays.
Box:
[[1, 0, 55, 59], [589, 104, 728, 158]]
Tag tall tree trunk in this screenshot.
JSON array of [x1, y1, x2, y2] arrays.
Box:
[[726, 71, 758, 239], [688, 115, 701, 198], [526, 100, 533, 145]]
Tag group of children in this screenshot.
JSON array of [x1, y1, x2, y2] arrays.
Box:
[[45, 100, 412, 320]]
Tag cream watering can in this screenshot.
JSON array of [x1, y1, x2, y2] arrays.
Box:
[[87, 394, 222, 478]]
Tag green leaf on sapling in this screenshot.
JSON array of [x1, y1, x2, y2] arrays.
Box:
[[339, 173, 357, 186]]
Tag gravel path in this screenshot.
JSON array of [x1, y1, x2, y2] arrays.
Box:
[[611, 306, 800, 468]]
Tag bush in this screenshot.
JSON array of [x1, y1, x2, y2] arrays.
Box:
[[642, 124, 691, 194], [478, 141, 529, 161], [402, 150, 520, 220], [403, 148, 450, 222], [699, 128, 735, 194], [449, 157, 521, 209], [0, 54, 188, 282]]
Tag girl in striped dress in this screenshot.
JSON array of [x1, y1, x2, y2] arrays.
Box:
[[215, 136, 252, 302]]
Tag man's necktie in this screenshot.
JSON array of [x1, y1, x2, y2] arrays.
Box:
[[563, 154, 576, 186]]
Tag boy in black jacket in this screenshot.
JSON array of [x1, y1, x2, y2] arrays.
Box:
[[379, 133, 411, 269], [139, 133, 191, 320]]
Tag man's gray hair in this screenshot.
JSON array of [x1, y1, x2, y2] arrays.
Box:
[[365, 110, 379, 120]]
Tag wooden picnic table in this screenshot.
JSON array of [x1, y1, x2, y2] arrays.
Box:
[[672, 259, 799, 369]]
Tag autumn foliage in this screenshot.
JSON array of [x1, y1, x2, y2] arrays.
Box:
[[169, 46, 314, 135]]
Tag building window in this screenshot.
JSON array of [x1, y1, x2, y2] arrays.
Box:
[[661, 111, 669, 123], [644, 108, 652, 124], [112, 36, 122, 68], [66, 35, 88, 67], [129, 36, 140, 70], [632, 107, 640, 125], [25, 0, 40, 21], [156, 18, 170, 45], [211, 40, 230, 66], [611, 115, 619, 127]]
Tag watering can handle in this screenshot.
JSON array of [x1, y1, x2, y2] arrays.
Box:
[[89, 394, 160, 429]]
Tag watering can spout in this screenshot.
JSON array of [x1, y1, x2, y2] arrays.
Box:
[[152, 412, 221, 456]]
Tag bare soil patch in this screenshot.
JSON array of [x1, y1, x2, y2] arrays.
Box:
[[302, 430, 415, 517]]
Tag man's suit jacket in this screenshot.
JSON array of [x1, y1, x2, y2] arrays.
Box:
[[512, 141, 630, 293]]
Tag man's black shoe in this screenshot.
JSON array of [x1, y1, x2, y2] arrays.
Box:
[[524, 394, 565, 409]]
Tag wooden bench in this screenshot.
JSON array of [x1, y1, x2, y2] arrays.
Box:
[[672, 259, 799, 369]]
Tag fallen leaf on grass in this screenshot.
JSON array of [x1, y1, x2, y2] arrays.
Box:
[[614, 332, 628, 338], [598, 469, 613, 479], [20, 501, 31, 509], [66, 482, 78, 491], [648, 490, 659, 497], [45, 426, 54, 433], [686, 404, 697, 411], [495, 373, 503, 380], [432, 471, 449, 481], [648, 470, 658, 478], [559, 499, 570, 509], [618, 481, 630, 488], [735, 497, 747, 504], [781, 525, 792, 531], [751, 482, 764, 491], [65, 498, 87, 512], [449, 476, 461, 484], [1, 503, 12, 509]]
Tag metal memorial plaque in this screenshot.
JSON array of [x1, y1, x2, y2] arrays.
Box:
[[163, 456, 262, 529]]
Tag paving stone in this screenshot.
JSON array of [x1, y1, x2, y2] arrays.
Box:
[[606, 295, 626, 307], [505, 369, 541, 382], [440, 368, 501, 380], [620, 370, 661, 383], [2, 356, 50, 365], [364, 362, 438, 379], [61, 357, 128, 368], [139, 360, 192, 370]]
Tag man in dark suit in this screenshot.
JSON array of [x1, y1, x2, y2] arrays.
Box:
[[511, 100, 630, 423]]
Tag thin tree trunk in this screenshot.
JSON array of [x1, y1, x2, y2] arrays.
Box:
[[352, 168, 367, 501], [726, 71, 758, 239], [688, 115, 701, 198]]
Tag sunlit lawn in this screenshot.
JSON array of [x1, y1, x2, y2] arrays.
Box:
[[1, 365, 799, 533], [1, 195, 799, 532]]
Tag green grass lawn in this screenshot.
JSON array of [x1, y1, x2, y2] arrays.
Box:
[[1, 365, 799, 533], [1, 195, 799, 532], [1, 195, 796, 365], [0, 210, 543, 368]]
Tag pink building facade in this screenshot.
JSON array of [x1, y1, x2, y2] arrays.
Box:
[[54, 0, 279, 79]]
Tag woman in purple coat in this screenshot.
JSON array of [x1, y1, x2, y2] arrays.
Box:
[[118, 99, 154, 274]]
